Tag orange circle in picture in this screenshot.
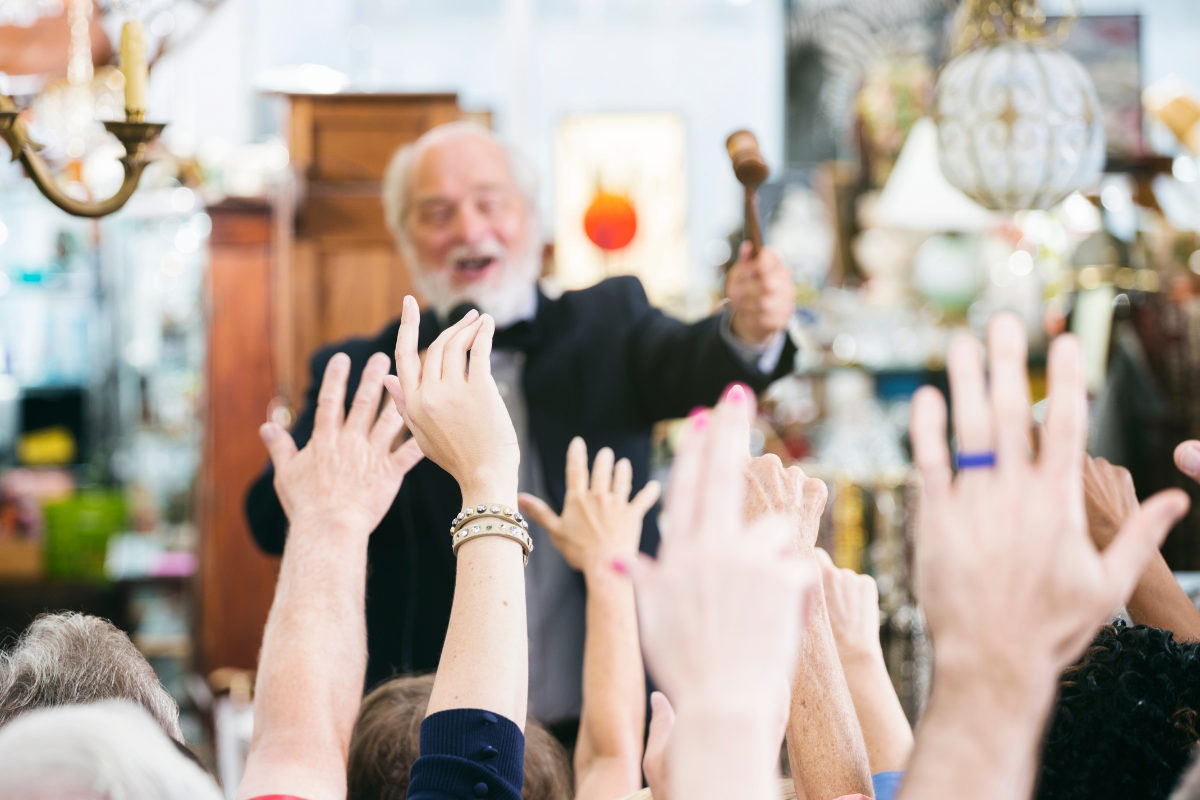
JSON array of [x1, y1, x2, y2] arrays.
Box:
[[583, 192, 637, 251]]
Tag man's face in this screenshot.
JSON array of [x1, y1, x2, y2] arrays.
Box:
[[404, 134, 536, 320]]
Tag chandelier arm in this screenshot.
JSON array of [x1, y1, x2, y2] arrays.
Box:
[[0, 94, 163, 219]]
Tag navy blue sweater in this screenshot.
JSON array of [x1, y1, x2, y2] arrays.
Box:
[[408, 709, 525, 800]]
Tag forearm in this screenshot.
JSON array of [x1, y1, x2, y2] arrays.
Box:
[[839, 650, 913, 774], [238, 522, 369, 800], [787, 594, 874, 800], [574, 567, 646, 800], [896, 661, 1054, 800], [427, 482, 528, 729], [672, 708, 780, 800], [1125, 551, 1200, 641]]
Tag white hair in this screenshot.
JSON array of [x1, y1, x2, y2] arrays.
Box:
[[381, 122, 543, 326], [382, 121, 540, 249], [0, 700, 222, 800], [0, 612, 182, 742]]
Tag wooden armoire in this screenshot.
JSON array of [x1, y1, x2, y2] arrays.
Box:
[[199, 93, 471, 674], [272, 92, 463, 412]]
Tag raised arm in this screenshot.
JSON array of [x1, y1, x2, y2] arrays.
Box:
[[816, 548, 913, 777], [519, 438, 660, 800], [740, 456, 873, 800], [631, 387, 822, 800], [898, 316, 1190, 800], [236, 352, 424, 800], [386, 297, 529, 800], [1084, 454, 1200, 641]]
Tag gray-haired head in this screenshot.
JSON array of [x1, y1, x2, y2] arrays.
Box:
[[381, 121, 539, 252], [0, 700, 220, 800], [0, 612, 182, 741]]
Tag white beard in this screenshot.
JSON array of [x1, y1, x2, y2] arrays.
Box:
[[403, 228, 542, 329]]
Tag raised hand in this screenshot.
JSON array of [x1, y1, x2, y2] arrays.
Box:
[[1083, 455, 1139, 550], [743, 454, 827, 555], [632, 389, 816, 715], [910, 316, 1188, 682], [898, 314, 1190, 800], [261, 350, 424, 536], [385, 295, 519, 504], [518, 437, 661, 573], [725, 243, 795, 346], [815, 548, 882, 664], [630, 386, 819, 800]]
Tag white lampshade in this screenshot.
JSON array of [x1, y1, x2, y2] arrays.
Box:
[[874, 117, 998, 232]]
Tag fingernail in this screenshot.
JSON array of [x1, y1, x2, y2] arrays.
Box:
[[687, 406, 706, 419], [724, 384, 746, 405], [611, 556, 630, 575], [1182, 444, 1200, 477], [690, 412, 709, 432], [650, 692, 666, 711], [259, 423, 276, 442]]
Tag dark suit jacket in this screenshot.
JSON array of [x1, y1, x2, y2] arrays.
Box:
[[245, 276, 796, 688]]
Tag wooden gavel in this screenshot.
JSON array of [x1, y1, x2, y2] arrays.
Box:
[[726, 129, 769, 258]]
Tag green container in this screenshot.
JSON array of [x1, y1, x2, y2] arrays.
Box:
[[43, 491, 127, 581]]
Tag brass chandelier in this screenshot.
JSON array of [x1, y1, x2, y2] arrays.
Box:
[[0, 0, 164, 218]]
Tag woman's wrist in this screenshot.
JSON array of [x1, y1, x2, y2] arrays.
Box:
[[458, 474, 519, 511]]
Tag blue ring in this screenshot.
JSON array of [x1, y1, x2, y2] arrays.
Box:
[[955, 451, 996, 469]]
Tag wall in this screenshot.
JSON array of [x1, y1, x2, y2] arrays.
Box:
[[146, 0, 785, 309]]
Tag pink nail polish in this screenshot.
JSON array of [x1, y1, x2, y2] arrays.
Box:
[[690, 412, 709, 432], [724, 384, 746, 405], [687, 406, 706, 419]]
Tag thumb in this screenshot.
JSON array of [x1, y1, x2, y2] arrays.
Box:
[[383, 374, 407, 418], [259, 422, 298, 471], [630, 480, 662, 518], [1175, 440, 1200, 482], [392, 436, 425, 476], [517, 493, 559, 532], [647, 690, 676, 751], [1100, 488, 1190, 605]]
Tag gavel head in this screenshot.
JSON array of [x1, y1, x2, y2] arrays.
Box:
[[726, 129, 769, 188]]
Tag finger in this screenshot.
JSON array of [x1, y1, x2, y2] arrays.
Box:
[[986, 314, 1031, 471], [565, 437, 589, 496], [910, 386, 952, 505], [704, 385, 751, 538], [1041, 334, 1088, 480], [425, 308, 479, 383], [946, 334, 992, 463], [370, 390, 407, 450], [259, 422, 298, 471], [814, 546, 836, 574], [468, 315, 496, 381], [394, 296, 422, 396], [346, 352, 391, 435], [662, 411, 711, 540], [438, 311, 482, 382], [591, 447, 616, 494], [314, 353, 351, 437], [1175, 440, 1200, 482], [613, 457, 634, 502], [390, 436, 425, 476], [518, 492, 561, 533], [630, 479, 662, 518], [1099, 489, 1190, 606], [645, 691, 676, 763], [383, 375, 407, 419]]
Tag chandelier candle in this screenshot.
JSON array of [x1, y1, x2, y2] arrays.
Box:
[[120, 20, 147, 122]]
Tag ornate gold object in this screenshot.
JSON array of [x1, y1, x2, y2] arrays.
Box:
[[0, 92, 164, 218]]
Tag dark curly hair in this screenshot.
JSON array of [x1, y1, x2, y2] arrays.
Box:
[[1036, 622, 1200, 800]]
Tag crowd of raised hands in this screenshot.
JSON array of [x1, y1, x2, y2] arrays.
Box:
[[10, 299, 1200, 800]]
